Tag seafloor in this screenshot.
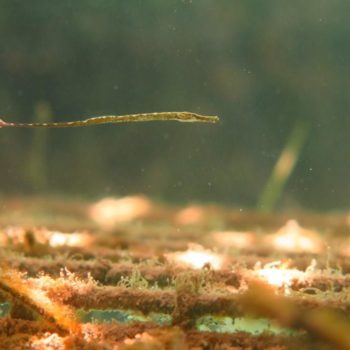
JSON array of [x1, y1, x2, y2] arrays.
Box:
[[1, 195, 350, 349]]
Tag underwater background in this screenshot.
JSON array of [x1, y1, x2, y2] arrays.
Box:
[[1, 1, 350, 211]]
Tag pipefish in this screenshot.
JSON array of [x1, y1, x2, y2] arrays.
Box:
[[0, 112, 219, 128]]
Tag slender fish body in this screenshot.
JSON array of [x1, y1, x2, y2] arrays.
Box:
[[0, 112, 219, 128]]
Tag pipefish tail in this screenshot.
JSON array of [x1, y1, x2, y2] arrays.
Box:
[[0, 112, 219, 128]]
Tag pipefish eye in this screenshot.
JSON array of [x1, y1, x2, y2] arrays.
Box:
[[177, 113, 219, 123], [191, 113, 220, 123], [178, 113, 199, 122]]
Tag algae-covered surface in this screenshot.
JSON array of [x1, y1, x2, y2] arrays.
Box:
[[1, 195, 350, 349]]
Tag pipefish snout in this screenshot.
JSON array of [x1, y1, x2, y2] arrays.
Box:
[[0, 112, 219, 128]]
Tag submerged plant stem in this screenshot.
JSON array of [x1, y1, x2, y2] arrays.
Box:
[[257, 119, 309, 212], [0, 264, 81, 334]]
